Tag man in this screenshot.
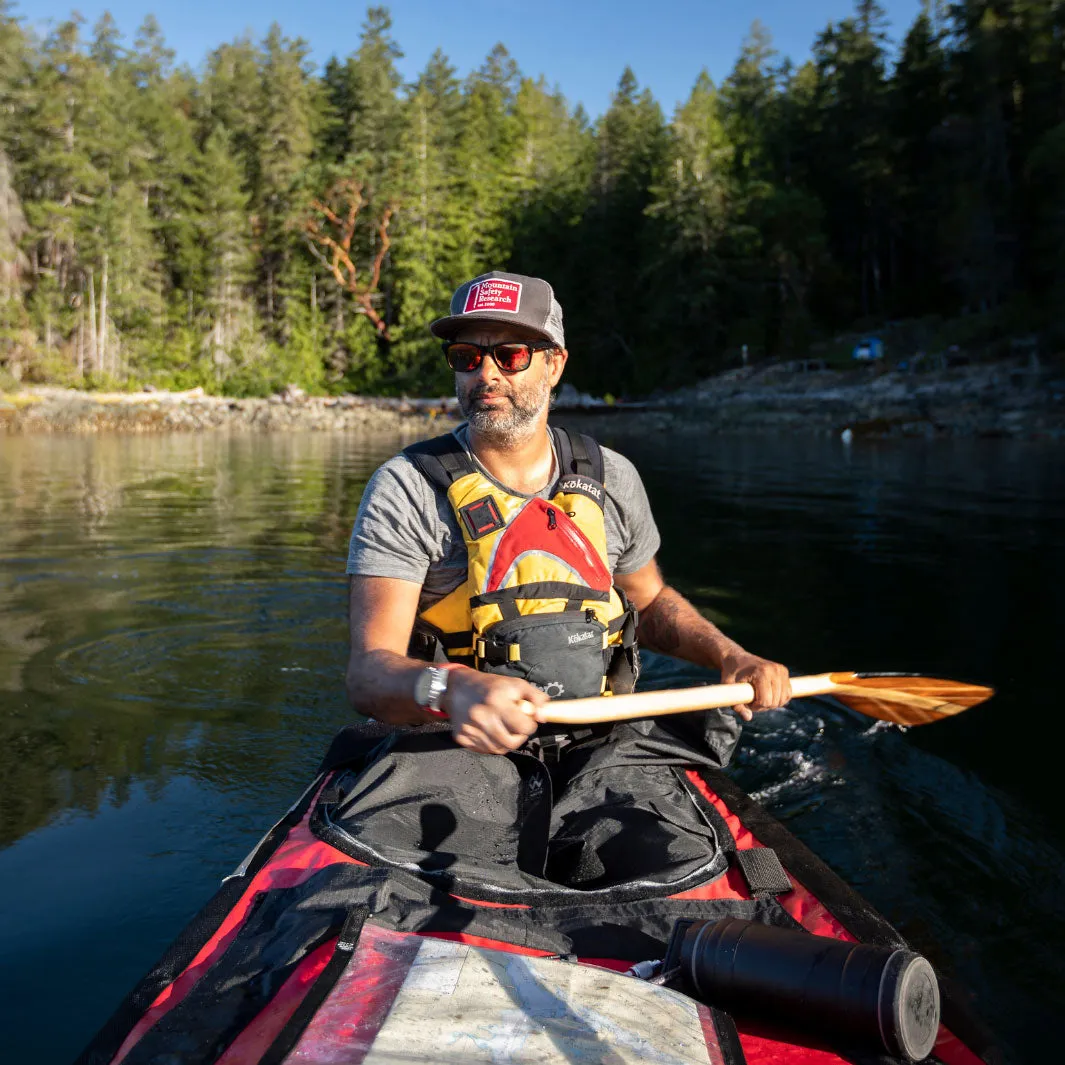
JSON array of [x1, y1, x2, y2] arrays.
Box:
[[346, 271, 790, 753]]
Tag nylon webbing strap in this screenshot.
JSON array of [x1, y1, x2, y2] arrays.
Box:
[[553, 426, 575, 476], [471, 583, 610, 608], [734, 847, 792, 898], [440, 630, 474, 648], [552, 427, 604, 482], [575, 432, 604, 482], [403, 433, 475, 490], [568, 429, 591, 473], [257, 908, 370, 1065]]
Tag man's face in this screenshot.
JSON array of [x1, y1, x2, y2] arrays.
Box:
[[452, 323, 567, 445]]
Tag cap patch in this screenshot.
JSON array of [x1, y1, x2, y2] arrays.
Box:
[[463, 279, 522, 315]]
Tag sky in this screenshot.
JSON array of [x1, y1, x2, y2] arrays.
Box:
[[13, 0, 927, 119]]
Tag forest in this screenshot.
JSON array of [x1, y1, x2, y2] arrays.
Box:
[[0, 0, 1063, 398]]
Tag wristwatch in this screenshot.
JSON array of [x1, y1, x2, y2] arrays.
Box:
[[414, 665, 452, 713]]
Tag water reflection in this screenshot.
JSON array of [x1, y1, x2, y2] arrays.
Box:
[[1, 427, 1063, 1064], [0, 432, 406, 849]]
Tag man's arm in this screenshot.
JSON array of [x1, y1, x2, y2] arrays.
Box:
[[346, 575, 548, 754], [615, 559, 791, 721]]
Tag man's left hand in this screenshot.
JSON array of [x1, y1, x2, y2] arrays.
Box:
[[720, 651, 792, 722]]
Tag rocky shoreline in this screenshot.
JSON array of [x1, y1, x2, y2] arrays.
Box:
[[2, 362, 1063, 440], [569, 361, 1065, 441], [692, 361, 1065, 439], [0, 386, 455, 436]]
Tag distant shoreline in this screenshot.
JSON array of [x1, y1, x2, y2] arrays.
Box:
[[0, 387, 456, 436], [3, 363, 1063, 440]]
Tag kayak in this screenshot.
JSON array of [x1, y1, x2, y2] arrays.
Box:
[[75, 717, 997, 1065]]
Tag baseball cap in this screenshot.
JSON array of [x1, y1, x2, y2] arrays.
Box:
[[430, 271, 565, 349]]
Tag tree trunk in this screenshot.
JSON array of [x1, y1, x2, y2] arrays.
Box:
[[98, 253, 109, 376], [88, 271, 99, 373], [221, 254, 231, 350]]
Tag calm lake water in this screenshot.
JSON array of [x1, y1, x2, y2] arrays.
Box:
[[1, 425, 1063, 1063]]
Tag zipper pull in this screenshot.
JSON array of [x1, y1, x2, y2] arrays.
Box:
[[546, 506, 557, 530]]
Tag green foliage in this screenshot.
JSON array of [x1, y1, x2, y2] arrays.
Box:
[[2, 1, 1065, 398]]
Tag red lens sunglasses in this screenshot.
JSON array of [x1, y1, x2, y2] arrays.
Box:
[[442, 340, 555, 374]]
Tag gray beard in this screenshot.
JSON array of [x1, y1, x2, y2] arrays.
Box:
[[458, 376, 552, 447]]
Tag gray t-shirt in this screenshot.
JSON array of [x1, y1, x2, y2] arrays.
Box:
[[346, 426, 660, 612]]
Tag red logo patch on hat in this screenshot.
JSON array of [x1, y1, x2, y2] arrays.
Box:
[[463, 279, 522, 315]]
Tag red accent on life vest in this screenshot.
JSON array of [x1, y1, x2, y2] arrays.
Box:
[[485, 497, 611, 594]]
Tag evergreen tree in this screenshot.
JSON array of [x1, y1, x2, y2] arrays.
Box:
[[450, 44, 523, 280], [891, 6, 952, 312], [806, 0, 894, 319], [253, 25, 321, 332], [344, 7, 405, 178], [644, 73, 736, 379], [389, 50, 464, 391], [0, 1, 29, 141], [0, 147, 30, 380], [720, 21, 780, 184], [568, 67, 666, 391], [3, 1, 1065, 397], [200, 36, 262, 184], [197, 125, 254, 375]]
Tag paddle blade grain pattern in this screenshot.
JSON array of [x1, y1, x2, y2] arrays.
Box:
[[827, 672, 995, 726]]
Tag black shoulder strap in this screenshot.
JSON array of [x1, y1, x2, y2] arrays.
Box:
[[551, 426, 604, 484], [402, 432, 476, 492]]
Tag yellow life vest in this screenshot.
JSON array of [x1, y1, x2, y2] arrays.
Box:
[[404, 427, 638, 699]]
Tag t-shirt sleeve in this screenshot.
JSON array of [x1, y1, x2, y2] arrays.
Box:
[[604, 448, 661, 574], [346, 456, 440, 583]]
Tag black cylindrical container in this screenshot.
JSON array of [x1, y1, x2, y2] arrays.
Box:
[[678, 918, 940, 1061]]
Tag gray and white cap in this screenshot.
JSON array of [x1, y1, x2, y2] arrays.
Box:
[[430, 271, 565, 349]]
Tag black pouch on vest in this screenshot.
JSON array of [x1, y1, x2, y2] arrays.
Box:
[[478, 611, 608, 700]]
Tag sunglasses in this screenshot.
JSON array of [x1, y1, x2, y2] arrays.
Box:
[[442, 340, 555, 374]]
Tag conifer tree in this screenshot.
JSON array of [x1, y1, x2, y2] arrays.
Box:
[[253, 25, 320, 332], [891, 6, 952, 312], [197, 125, 254, 374], [389, 50, 463, 391], [570, 67, 666, 390], [644, 73, 735, 379], [0, 147, 29, 379], [3, 1, 1065, 395]]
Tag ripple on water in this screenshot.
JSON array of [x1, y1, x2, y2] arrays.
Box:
[[47, 612, 347, 716]]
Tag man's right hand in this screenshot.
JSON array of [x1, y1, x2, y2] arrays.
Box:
[[443, 669, 547, 755]]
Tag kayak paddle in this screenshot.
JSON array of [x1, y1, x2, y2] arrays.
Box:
[[538, 672, 994, 728]]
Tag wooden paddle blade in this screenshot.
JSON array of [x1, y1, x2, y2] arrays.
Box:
[[827, 672, 994, 726]]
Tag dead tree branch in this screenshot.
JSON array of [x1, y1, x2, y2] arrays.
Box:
[[302, 178, 397, 341]]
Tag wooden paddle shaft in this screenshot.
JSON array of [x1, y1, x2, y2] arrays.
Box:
[[538, 673, 838, 726]]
